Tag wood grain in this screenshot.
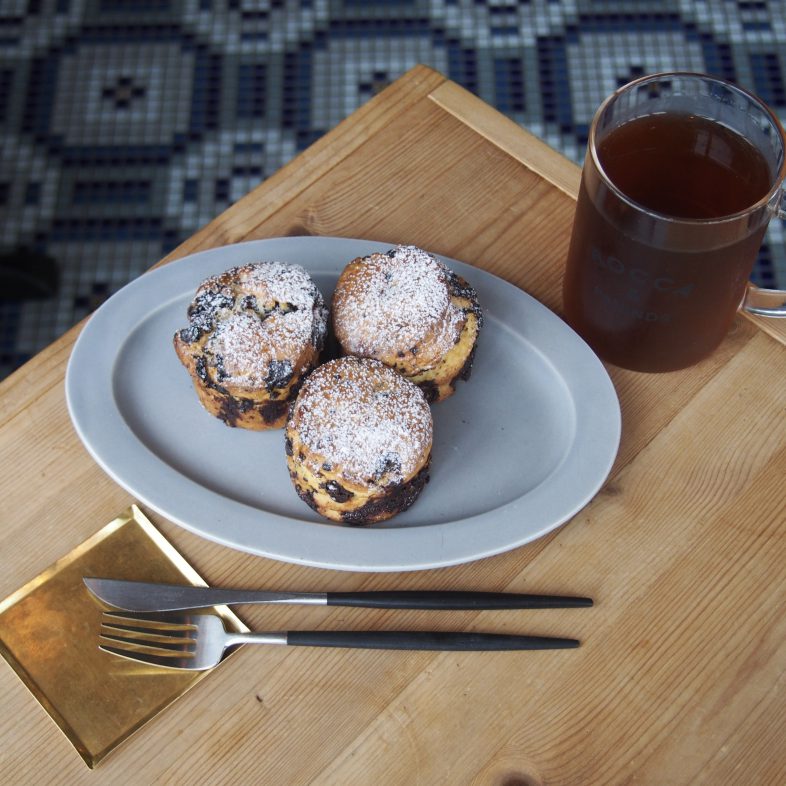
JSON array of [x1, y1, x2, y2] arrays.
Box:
[[1, 65, 785, 785]]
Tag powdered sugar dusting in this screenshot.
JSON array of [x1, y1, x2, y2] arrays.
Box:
[[187, 261, 327, 389], [231, 262, 321, 312], [291, 357, 432, 485], [333, 245, 464, 362]]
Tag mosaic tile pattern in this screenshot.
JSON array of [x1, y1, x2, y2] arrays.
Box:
[[1, 0, 785, 379]]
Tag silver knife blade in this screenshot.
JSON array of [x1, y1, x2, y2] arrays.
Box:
[[83, 578, 326, 611]]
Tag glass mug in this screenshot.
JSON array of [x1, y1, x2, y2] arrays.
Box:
[[563, 72, 786, 373]]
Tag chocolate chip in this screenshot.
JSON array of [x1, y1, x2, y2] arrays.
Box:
[[446, 271, 483, 327], [265, 359, 294, 391], [324, 481, 353, 503], [214, 353, 228, 381], [417, 380, 439, 403], [374, 452, 401, 480], [457, 342, 478, 382], [311, 313, 328, 350], [195, 355, 208, 383], [187, 289, 234, 332], [258, 399, 288, 424], [179, 325, 201, 344], [217, 394, 253, 427]]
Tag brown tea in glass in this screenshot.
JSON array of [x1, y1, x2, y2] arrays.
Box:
[[563, 73, 786, 373]]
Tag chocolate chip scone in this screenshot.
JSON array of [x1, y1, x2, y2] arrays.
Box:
[[286, 356, 433, 525], [331, 245, 483, 403], [174, 261, 328, 429]]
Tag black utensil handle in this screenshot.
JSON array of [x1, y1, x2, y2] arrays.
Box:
[[287, 630, 579, 651], [326, 591, 593, 610]]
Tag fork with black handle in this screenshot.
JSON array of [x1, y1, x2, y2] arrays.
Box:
[[99, 612, 581, 670]]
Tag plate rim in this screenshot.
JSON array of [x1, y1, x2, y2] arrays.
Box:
[[65, 236, 621, 571]]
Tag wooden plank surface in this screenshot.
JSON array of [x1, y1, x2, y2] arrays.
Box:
[[1, 65, 785, 785]]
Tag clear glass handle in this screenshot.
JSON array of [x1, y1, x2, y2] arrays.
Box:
[[742, 194, 786, 318], [743, 286, 786, 317]]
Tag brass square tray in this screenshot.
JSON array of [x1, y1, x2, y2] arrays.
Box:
[[0, 505, 247, 768]]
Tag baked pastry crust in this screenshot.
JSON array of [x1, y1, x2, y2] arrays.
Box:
[[331, 245, 483, 403], [174, 261, 328, 429], [286, 356, 433, 525]]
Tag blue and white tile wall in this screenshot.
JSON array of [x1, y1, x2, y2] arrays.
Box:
[[1, 0, 785, 379]]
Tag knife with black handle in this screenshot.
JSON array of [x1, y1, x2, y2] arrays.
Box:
[[85, 578, 593, 612]]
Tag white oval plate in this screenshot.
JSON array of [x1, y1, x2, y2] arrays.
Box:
[[66, 237, 620, 572]]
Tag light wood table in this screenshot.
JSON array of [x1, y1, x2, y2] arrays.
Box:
[[2, 65, 786, 785]]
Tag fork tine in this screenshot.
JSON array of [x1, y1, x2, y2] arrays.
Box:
[[99, 628, 195, 651], [99, 644, 195, 669], [101, 618, 195, 641], [102, 611, 197, 631]]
